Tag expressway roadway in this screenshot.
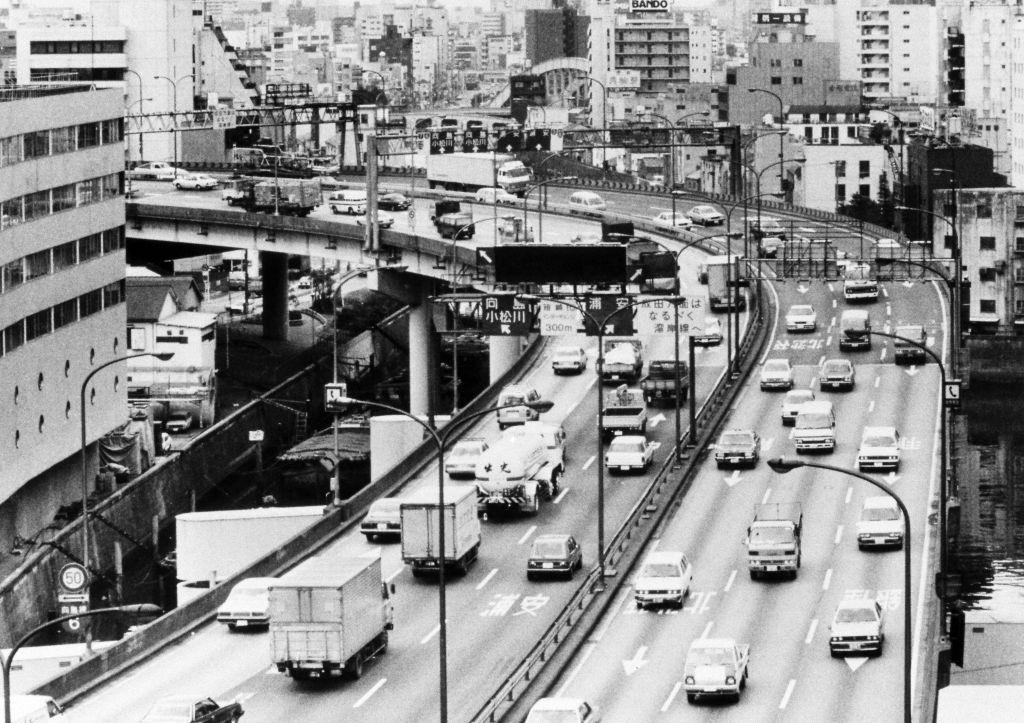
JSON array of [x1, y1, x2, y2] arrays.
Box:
[[548, 276, 946, 720], [73, 205, 743, 721]]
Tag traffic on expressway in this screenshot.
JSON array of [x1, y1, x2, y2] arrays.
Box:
[[74, 180, 943, 722]]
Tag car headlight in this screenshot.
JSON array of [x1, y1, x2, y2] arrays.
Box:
[[725, 676, 736, 685], [867, 635, 878, 641], [684, 676, 695, 685]]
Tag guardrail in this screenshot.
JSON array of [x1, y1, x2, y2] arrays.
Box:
[[35, 336, 547, 706], [472, 280, 773, 722]]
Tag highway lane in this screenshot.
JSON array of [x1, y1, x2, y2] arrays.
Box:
[[70, 241, 740, 722], [549, 276, 945, 721]]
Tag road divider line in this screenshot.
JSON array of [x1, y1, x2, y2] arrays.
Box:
[[593, 586, 631, 641], [353, 678, 387, 708], [582, 455, 595, 470], [822, 568, 833, 591], [724, 569, 737, 593], [830, 316, 836, 327], [832, 299, 837, 309], [420, 624, 440, 645], [699, 621, 714, 639], [868, 400, 875, 413], [818, 354, 826, 366], [874, 375, 881, 388], [761, 487, 772, 505], [827, 283, 834, 293], [879, 347, 887, 362], [805, 618, 818, 644], [555, 642, 596, 697], [661, 682, 683, 712], [554, 487, 569, 504], [845, 485, 853, 504], [518, 525, 537, 545], [834, 525, 843, 545], [779, 679, 797, 709], [476, 568, 498, 590]]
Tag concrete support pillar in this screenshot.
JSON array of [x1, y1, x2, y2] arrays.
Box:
[[408, 294, 438, 418], [260, 251, 290, 341], [489, 335, 521, 385]]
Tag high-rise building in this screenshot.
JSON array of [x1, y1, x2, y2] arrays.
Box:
[[0, 85, 128, 544], [524, 4, 588, 66]]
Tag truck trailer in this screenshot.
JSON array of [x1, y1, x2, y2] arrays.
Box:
[[269, 555, 394, 681], [426, 152, 533, 195], [401, 485, 482, 575]]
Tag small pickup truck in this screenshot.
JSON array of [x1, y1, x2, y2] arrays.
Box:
[[683, 637, 750, 703], [600, 386, 648, 442], [640, 359, 689, 407], [604, 435, 655, 474]]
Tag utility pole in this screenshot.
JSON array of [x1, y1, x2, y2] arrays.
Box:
[[365, 133, 379, 253]]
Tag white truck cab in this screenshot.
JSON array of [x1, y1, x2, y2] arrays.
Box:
[[792, 400, 836, 453]]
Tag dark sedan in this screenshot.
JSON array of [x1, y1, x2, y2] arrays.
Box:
[[379, 193, 411, 211], [527, 534, 583, 580], [141, 695, 243, 723]]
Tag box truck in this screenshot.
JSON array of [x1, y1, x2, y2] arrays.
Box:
[[401, 485, 482, 575], [426, 152, 533, 195]]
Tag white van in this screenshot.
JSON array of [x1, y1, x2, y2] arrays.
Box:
[[328, 189, 367, 215], [496, 384, 542, 429], [634, 550, 692, 609], [567, 190, 606, 214], [10, 695, 65, 723], [791, 400, 836, 453]]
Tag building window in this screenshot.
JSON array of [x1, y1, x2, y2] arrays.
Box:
[[2, 259, 24, 291], [25, 309, 52, 341], [51, 126, 76, 154], [102, 227, 125, 253], [77, 122, 100, 149], [834, 161, 847, 177], [53, 241, 77, 271], [0, 135, 23, 166], [79, 233, 102, 261], [23, 190, 49, 221], [979, 267, 997, 282], [836, 184, 846, 203], [859, 160, 870, 178], [980, 236, 997, 251], [977, 197, 993, 218], [0, 197, 22, 229], [979, 300, 997, 313], [102, 280, 124, 307], [1016, 237, 1024, 252], [794, 58, 803, 67], [23, 130, 49, 159], [3, 321, 24, 354], [52, 298, 78, 329], [52, 183, 76, 213], [25, 250, 50, 281], [770, 76, 782, 85], [859, 184, 871, 197], [79, 289, 102, 317]]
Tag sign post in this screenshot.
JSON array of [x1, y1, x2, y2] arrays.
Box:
[[57, 562, 90, 634], [944, 379, 962, 409], [324, 382, 349, 413]]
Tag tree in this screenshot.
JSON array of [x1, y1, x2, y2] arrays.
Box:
[[876, 173, 896, 229]]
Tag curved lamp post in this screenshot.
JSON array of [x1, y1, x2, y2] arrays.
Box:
[[80, 352, 174, 591], [3, 604, 162, 723], [768, 457, 911, 723], [748, 88, 786, 198], [335, 396, 553, 723], [124, 69, 146, 161], [153, 73, 195, 174]]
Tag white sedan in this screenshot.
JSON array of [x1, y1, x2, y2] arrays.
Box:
[[127, 161, 178, 181], [475, 187, 519, 205], [355, 213, 395, 229], [173, 173, 219, 191], [687, 204, 725, 226], [785, 304, 817, 332], [654, 211, 693, 228]]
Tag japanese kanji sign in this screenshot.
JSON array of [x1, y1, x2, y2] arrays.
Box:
[[429, 130, 457, 154], [461, 128, 487, 153], [582, 295, 635, 336], [634, 296, 706, 336], [479, 295, 536, 336], [538, 300, 584, 336]]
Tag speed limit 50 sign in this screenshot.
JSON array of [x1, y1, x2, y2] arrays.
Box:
[[59, 562, 88, 593]]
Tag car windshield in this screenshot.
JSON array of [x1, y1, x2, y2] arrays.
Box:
[[835, 606, 878, 624], [525, 712, 580, 723], [451, 443, 481, 458], [749, 526, 793, 544], [640, 563, 680, 577], [720, 432, 752, 446], [500, 394, 526, 405], [789, 306, 813, 316], [688, 648, 733, 666], [228, 586, 267, 601], [170, 412, 189, 421], [610, 440, 645, 454], [531, 539, 567, 558], [862, 434, 896, 447], [823, 362, 850, 374], [147, 700, 191, 717], [796, 413, 831, 429], [554, 347, 580, 357], [785, 391, 813, 405], [764, 360, 789, 373], [369, 499, 401, 516], [862, 507, 900, 522]]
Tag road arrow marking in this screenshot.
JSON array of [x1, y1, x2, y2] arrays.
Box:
[[905, 366, 919, 377], [885, 472, 901, 485], [797, 284, 809, 294], [622, 646, 649, 676], [649, 413, 666, 428], [902, 280, 914, 288], [478, 250, 492, 263], [725, 470, 743, 487], [845, 657, 869, 672]]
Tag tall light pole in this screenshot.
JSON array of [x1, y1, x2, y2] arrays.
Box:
[[748, 88, 786, 200], [580, 75, 608, 167], [768, 457, 911, 723], [124, 69, 146, 162], [3, 604, 162, 723], [80, 352, 173, 598], [334, 396, 553, 723], [521, 175, 578, 243], [153, 73, 195, 175]]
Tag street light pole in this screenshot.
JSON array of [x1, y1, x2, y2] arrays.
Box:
[[2, 604, 162, 723], [80, 352, 173, 601], [768, 457, 911, 723], [748, 88, 786, 200], [124, 69, 146, 162], [154, 73, 195, 175], [334, 396, 553, 723]]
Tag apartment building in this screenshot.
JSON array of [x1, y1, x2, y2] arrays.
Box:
[[0, 86, 128, 543]]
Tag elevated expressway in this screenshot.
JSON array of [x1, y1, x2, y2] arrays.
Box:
[[74, 182, 943, 722]]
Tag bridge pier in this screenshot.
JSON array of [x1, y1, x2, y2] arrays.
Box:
[[408, 286, 439, 418], [260, 251, 290, 341], [489, 335, 522, 385]]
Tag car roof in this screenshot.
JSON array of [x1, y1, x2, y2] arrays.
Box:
[[841, 309, 870, 319], [765, 358, 791, 366], [786, 389, 814, 398], [836, 597, 880, 611], [863, 495, 899, 509], [642, 550, 686, 564], [862, 425, 897, 436], [823, 357, 852, 366], [609, 434, 646, 444], [689, 637, 736, 649], [531, 697, 589, 711], [533, 533, 572, 544], [800, 400, 833, 413]]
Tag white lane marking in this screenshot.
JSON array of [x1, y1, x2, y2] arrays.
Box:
[[829, 316, 836, 327], [826, 335, 832, 347], [879, 347, 887, 362], [759, 273, 784, 365], [353, 678, 387, 708], [555, 642, 596, 697], [805, 618, 818, 644], [818, 354, 826, 366], [822, 568, 833, 591], [594, 586, 631, 642], [476, 568, 498, 591], [868, 400, 875, 413], [834, 525, 843, 545], [724, 569, 737, 593], [845, 485, 853, 504], [582, 455, 595, 470], [386, 567, 403, 583], [661, 682, 683, 712], [882, 287, 889, 298], [886, 303, 892, 316], [421, 625, 441, 644], [518, 525, 538, 545], [554, 487, 570, 504], [832, 298, 837, 309], [874, 375, 881, 388], [761, 487, 772, 504], [780, 679, 797, 709], [699, 621, 714, 639], [827, 282, 834, 293]]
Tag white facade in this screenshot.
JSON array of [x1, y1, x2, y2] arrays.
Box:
[[1011, 14, 1024, 188], [962, 1, 1016, 178], [688, 23, 713, 84]]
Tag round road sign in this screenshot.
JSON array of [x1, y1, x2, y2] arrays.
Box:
[[58, 562, 89, 593]]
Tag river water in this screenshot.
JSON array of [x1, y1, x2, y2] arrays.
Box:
[[955, 383, 1024, 618]]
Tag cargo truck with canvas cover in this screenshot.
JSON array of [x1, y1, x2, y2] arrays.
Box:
[[601, 338, 643, 384], [269, 556, 394, 681]]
